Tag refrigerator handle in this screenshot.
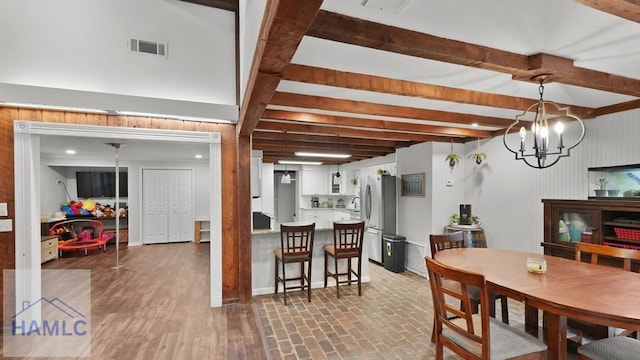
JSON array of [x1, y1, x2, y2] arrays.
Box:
[[365, 183, 372, 220]]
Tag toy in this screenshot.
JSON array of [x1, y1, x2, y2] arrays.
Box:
[[118, 207, 127, 218], [82, 199, 96, 212], [102, 204, 115, 218]]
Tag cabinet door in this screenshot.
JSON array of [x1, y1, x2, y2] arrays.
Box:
[[334, 210, 350, 221], [301, 169, 326, 195], [316, 210, 334, 222], [330, 172, 341, 194], [554, 207, 599, 244]]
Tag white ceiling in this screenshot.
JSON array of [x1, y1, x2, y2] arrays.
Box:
[[280, 0, 639, 120], [40, 135, 210, 161]]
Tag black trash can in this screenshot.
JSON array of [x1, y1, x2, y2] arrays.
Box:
[[383, 234, 406, 273]]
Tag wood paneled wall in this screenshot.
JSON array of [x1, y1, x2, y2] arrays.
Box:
[[0, 107, 243, 319]]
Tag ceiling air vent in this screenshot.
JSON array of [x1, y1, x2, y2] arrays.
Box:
[[361, 0, 412, 13], [129, 38, 167, 58]]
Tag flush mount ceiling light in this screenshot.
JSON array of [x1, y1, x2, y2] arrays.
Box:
[[503, 75, 585, 169], [279, 160, 323, 165], [65, 149, 76, 155], [294, 152, 351, 159]]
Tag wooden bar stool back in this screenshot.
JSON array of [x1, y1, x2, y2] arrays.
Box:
[[274, 223, 315, 305], [323, 221, 365, 298]]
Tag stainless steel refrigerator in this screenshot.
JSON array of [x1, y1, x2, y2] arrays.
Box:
[[363, 173, 396, 263]]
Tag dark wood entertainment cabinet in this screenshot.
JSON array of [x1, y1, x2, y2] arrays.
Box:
[[542, 199, 640, 269]]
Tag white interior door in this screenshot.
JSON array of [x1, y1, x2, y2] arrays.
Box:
[[143, 169, 169, 244], [143, 169, 193, 244]]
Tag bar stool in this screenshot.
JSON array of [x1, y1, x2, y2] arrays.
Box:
[[323, 221, 365, 298], [274, 223, 315, 305]]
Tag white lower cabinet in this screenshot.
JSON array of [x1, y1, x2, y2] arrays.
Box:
[[334, 210, 351, 221], [300, 209, 334, 224]]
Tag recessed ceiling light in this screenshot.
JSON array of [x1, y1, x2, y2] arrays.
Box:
[[279, 160, 323, 165], [195, 154, 203, 159], [471, 123, 479, 127], [65, 149, 76, 155], [295, 152, 351, 159]]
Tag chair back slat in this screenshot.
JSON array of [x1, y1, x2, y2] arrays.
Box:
[[280, 223, 315, 256], [425, 256, 489, 359], [333, 221, 365, 253], [429, 232, 466, 258], [575, 242, 640, 272]]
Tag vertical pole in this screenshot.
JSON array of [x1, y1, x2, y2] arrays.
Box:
[[106, 142, 124, 269]]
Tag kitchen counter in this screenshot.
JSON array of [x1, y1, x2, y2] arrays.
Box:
[[251, 220, 370, 296]]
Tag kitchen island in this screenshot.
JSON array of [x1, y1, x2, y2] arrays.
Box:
[[251, 221, 370, 296]]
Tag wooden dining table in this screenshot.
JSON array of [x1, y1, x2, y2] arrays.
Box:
[[434, 248, 640, 360]]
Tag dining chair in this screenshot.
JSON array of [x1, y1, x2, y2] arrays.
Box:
[[274, 223, 316, 305], [568, 242, 640, 342], [430, 233, 510, 324], [323, 221, 365, 298], [425, 256, 547, 359], [577, 336, 640, 360]]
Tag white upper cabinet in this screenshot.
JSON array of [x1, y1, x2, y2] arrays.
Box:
[[301, 167, 328, 195]]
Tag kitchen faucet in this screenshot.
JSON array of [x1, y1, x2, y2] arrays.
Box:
[[351, 196, 359, 204]]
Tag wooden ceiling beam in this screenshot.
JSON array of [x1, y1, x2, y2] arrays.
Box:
[[308, 10, 530, 75], [262, 155, 364, 165], [256, 120, 466, 143], [253, 139, 394, 155], [282, 64, 595, 118], [576, 0, 640, 24], [307, 10, 640, 102], [271, 92, 515, 128], [252, 131, 414, 148], [179, 0, 238, 12], [237, 0, 323, 136], [262, 109, 492, 138]]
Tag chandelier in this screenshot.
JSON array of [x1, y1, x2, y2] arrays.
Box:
[[503, 76, 585, 169]]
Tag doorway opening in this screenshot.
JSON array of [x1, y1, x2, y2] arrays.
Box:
[[274, 170, 296, 224], [14, 121, 223, 309]]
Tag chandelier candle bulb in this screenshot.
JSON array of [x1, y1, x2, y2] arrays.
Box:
[[503, 76, 585, 169]]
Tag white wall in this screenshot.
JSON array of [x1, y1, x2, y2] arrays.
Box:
[[239, 0, 268, 102], [0, 0, 237, 120], [40, 165, 68, 219], [465, 109, 640, 253], [40, 157, 210, 245]]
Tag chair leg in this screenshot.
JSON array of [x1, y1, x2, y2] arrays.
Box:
[[324, 251, 328, 288], [274, 256, 279, 294], [307, 258, 312, 303], [282, 259, 287, 306], [347, 258, 352, 285], [357, 256, 362, 296], [334, 256, 340, 299]]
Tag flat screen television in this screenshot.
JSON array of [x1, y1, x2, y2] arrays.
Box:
[[76, 171, 128, 198]]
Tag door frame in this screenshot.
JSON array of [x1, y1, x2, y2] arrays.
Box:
[[13, 121, 223, 310]]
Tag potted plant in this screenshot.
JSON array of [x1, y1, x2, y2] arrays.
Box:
[[469, 138, 487, 165], [351, 175, 358, 186], [445, 153, 462, 169], [449, 213, 481, 226], [445, 142, 462, 170], [595, 178, 608, 197]]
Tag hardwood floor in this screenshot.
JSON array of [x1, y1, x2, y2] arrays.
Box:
[[2, 242, 583, 359], [2, 242, 265, 360]]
